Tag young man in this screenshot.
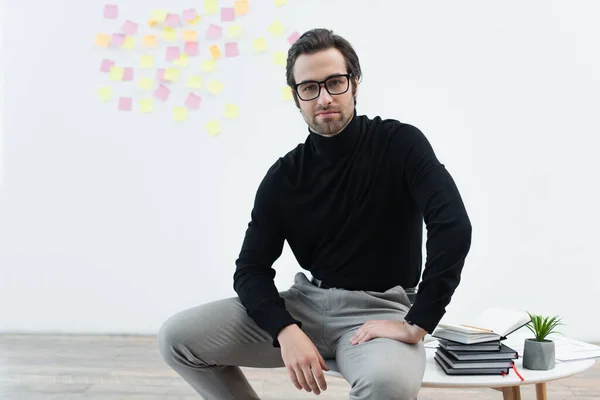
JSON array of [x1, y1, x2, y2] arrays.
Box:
[[158, 29, 472, 400]]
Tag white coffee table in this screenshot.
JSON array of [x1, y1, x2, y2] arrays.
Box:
[[325, 348, 596, 400]]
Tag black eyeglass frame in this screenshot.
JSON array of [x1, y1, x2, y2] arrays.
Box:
[[292, 73, 353, 101]]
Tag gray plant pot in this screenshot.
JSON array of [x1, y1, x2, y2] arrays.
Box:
[[523, 338, 555, 370]]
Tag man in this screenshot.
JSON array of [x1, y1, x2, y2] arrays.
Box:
[[158, 28, 472, 400]]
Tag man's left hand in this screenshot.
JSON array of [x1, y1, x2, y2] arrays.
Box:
[[350, 320, 427, 345]]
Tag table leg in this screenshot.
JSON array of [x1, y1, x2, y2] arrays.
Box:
[[535, 383, 547, 400], [501, 386, 522, 400]]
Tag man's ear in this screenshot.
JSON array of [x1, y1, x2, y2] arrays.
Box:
[[353, 77, 359, 98]]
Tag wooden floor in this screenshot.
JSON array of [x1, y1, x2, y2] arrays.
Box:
[[0, 334, 598, 399]]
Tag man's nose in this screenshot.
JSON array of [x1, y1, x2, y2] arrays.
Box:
[[317, 84, 332, 106]]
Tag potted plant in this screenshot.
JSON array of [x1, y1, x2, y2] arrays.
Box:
[[522, 312, 563, 370]]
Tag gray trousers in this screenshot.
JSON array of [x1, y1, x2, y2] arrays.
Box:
[[158, 272, 426, 399]]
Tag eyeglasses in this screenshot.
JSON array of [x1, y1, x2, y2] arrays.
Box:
[[292, 73, 352, 101]]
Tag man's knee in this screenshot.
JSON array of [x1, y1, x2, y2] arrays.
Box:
[[352, 365, 422, 400]]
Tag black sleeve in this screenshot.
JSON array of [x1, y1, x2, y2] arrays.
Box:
[[233, 162, 302, 347], [394, 124, 472, 333]]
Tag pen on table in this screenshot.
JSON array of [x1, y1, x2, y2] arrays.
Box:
[[460, 325, 494, 332]]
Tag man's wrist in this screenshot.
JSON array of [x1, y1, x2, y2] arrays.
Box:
[[404, 320, 427, 340]]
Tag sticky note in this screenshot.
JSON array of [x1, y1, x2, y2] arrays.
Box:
[[252, 38, 268, 53], [282, 86, 294, 101], [152, 10, 167, 23], [138, 77, 154, 90], [109, 66, 124, 81], [162, 28, 177, 41], [207, 24, 222, 39], [100, 58, 115, 73], [221, 7, 235, 22], [188, 16, 201, 25], [154, 84, 171, 102], [173, 54, 190, 67], [206, 120, 222, 136], [143, 35, 158, 48], [273, 51, 287, 66], [225, 42, 239, 58], [185, 93, 202, 110], [207, 80, 223, 95], [94, 33, 110, 48], [104, 4, 118, 19], [166, 46, 180, 61], [226, 25, 243, 38], [182, 30, 197, 42], [287, 31, 301, 45], [165, 68, 179, 82], [97, 86, 113, 101], [156, 68, 167, 82], [204, 0, 218, 15], [202, 59, 217, 72], [275, 0, 288, 6], [269, 21, 285, 37], [148, 19, 158, 27], [185, 41, 199, 56], [165, 14, 180, 28], [210, 45, 221, 60], [140, 55, 154, 69], [187, 76, 203, 89], [122, 36, 136, 50], [174, 107, 188, 121], [183, 8, 198, 21], [224, 104, 239, 119], [139, 99, 153, 113], [119, 97, 133, 111], [122, 20, 138, 35], [111, 33, 126, 46], [234, 0, 249, 16], [123, 67, 134, 81]]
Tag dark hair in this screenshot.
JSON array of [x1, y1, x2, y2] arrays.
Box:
[[286, 29, 361, 106]]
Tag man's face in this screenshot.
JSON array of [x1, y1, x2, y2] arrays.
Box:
[[292, 48, 358, 137]]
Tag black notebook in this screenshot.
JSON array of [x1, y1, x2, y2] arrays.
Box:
[[434, 354, 512, 376], [438, 338, 501, 352], [441, 343, 519, 361], [436, 347, 515, 369]]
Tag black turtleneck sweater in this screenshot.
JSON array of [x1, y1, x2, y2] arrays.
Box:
[[233, 112, 472, 346]]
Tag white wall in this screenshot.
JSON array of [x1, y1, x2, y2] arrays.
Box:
[[1, 0, 599, 341]]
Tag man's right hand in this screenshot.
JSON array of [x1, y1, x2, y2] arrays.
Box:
[[277, 324, 329, 395]]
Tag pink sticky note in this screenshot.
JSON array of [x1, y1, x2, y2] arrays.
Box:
[[287, 31, 301, 45], [156, 68, 166, 83], [182, 8, 198, 21], [221, 7, 235, 22], [122, 20, 138, 35], [118, 97, 132, 111], [123, 67, 134, 81], [184, 41, 199, 56], [166, 46, 180, 61], [225, 42, 239, 58], [100, 59, 115, 72], [104, 4, 118, 19], [111, 33, 126, 46], [154, 85, 171, 102], [185, 93, 202, 110], [165, 13, 181, 27], [207, 24, 222, 40]]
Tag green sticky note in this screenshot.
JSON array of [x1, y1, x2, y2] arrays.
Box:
[[226, 24, 243, 38], [224, 104, 239, 119], [165, 68, 179, 81], [252, 38, 268, 53], [204, 0, 218, 15], [140, 55, 154, 69], [97, 86, 113, 101], [273, 51, 287, 66], [174, 107, 188, 121], [269, 21, 285, 37], [152, 9, 167, 22], [202, 59, 217, 72], [162, 27, 177, 41], [138, 77, 154, 90], [206, 120, 222, 136], [187, 76, 203, 89], [122, 36, 136, 50], [282, 86, 293, 101], [173, 54, 190, 67], [207, 79, 223, 95], [109, 66, 125, 81], [274, 0, 288, 6], [140, 99, 154, 113]]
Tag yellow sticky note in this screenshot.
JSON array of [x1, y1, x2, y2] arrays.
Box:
[[138, 77, 154, 90], [152, 10, 167, 23], [173, 54, 190, 67], [206, 120, 222, 136], [269, 21, 285, 37], [210, 45, 221, 60], [140, 99, 154, 113], [224, 104, 240, 119], [182, 30, 197, 42], [97, 86, 113, 101], [234, 0, 249, 15], [202, 59, 217, 72], [204, 0, 218, 15], [188, 16, 201, 25], [94, 33, 110, 48], [122, 36, 136, 50], [273, 51, 287, 66], [252, 38, 268, 53], [109, 66, 125, 81], [207, 80, 223, 95], [282, 86, 293, 101], [165, 68, 180, 82], [162, 28, 177, 41], [142, 35, 158, 48], [174, 107, 188, 121], [227, 25, 243, 38], [187, 76, 203, 89], [140, 55, 154, 69], [275, 0, 288, 6]]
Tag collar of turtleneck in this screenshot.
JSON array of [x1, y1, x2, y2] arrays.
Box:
[[308, 110, 360, 159]]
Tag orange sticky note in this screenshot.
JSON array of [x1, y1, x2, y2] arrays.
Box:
[[234, 0, 249, 15], [210, 45, 221, 60], [143, 35, 158, 48], [94, 33, 110, 48], [182, 30, 197, 41], [148, 19, 158, 27]]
